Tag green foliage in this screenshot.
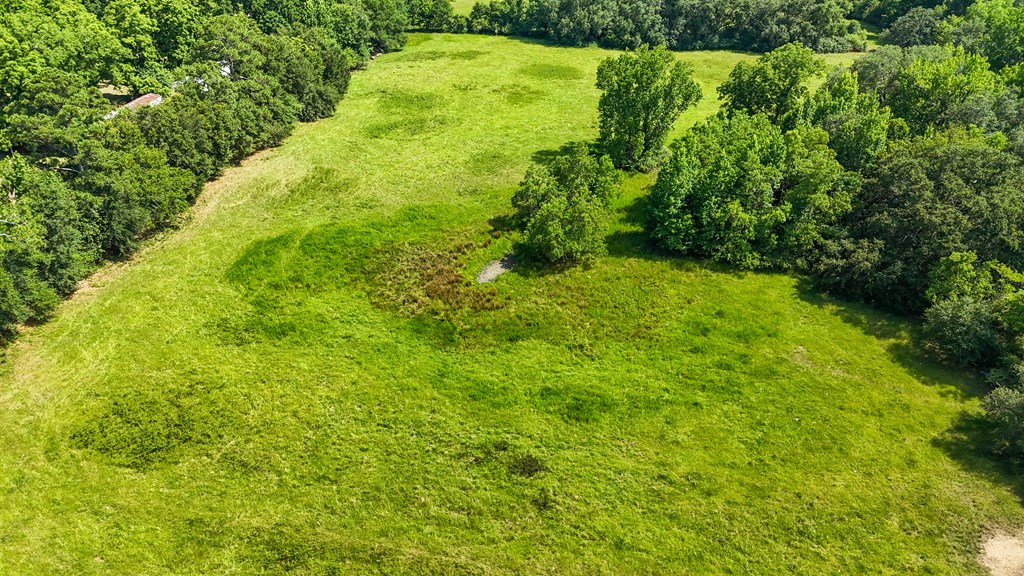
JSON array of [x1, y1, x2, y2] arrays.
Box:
[[814, 127, 1024, 313], [75, 116, 197, 257], [851, 44, 950, 103], [879, 6, 944, 47], [851, 0, 949, 27], [102, 0, 161, 72], [983, 384, 1024, 458], [0, 0, 129, 91], [887, 46, 999, 132], [923, 297, 1003, 366], [926, 251, 995, 304], [962, 0, 1024, 72], [718, 43, 826, 128], [408, 0, 459, 30], [596, 45, 701, 171], [522, 192, 608, 264], [852, 45, 1024, 157], [238, 0, 414, 61], [779, 125, 857, 260], [802, 70, 894, 171], [647, 112, 854, 268], [513, 144, 619, 263], [0, 155, 98, 332], [920, 253, 1023, 371], [466, 0, 865, 52]]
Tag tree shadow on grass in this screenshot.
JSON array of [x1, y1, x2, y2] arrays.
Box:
[[794, 277, 1024, 501], [606, 193, 652, 259], [795, 277, 984, 399], [932, 411, 1024, 503], [487, 213, 517, 234], [529, 141, 602, 166], [604, 194, 753, 278]]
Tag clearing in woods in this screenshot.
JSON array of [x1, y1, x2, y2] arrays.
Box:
[[0, 33, 1022, 575]]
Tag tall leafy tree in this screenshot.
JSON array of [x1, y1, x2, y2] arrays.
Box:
[[595, 45, 701, 171], [718, 42, 825, 127]]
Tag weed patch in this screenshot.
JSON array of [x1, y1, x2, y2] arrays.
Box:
[[69, 383, 225, 469], [520, 63, 585, 80], [369, 241, 502, 318], [508, 452, 547, 477], [469, 438, 550, 480]]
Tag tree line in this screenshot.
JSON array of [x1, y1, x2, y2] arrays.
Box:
[[465, 0, 869, 53], [512, 39, 1024, 463], [0, 0, 452, 335]]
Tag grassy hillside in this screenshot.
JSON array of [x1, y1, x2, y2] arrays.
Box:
[[1, 33, 1021, 575], [453, 0, 475, 15]]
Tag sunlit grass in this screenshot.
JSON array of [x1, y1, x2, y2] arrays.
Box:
[[0, 33, 1020, 575]]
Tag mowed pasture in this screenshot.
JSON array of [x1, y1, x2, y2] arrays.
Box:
[[1, 33, 1022, 575]]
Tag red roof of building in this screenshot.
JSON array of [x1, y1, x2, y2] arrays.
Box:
[[123, 93, 163, 109], [103, 93, 163, 120]]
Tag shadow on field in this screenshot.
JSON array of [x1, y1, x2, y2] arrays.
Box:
[[933, 411, 1024, 503], [795, 279, 984, 399], [606, 194, 651, 258], [529, 141, 600, 165], [795, 279, 1024, 501], [604, 195, 747, 280]]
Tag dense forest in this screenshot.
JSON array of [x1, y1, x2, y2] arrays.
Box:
[[466, 0, 867, 52], [465, 0, 1024, 57]]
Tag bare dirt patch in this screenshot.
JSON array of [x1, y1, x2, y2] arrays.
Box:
[[982, 532, 1024, 575], [477, 254, 515, 284]]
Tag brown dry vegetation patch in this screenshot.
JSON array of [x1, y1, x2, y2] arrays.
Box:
[[371, 241, 502, 318]]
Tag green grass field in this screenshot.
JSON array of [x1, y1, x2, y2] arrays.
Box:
[[1, 33, 1022, 575]]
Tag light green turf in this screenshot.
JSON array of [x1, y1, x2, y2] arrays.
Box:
[[452, 0, 475, 15], [1, 33, 1021, 575]]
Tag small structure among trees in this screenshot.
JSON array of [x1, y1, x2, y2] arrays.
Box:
[[103, 93, 163, 119]]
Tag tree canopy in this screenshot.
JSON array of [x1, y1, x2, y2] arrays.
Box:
[[596, 45, 702, 171]]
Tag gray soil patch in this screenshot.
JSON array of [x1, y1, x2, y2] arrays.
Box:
[[982, 532, 1024, 575], [477, 254, 515, 284]]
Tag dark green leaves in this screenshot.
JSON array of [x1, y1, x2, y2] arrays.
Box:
[[513, 143, 620, 264]]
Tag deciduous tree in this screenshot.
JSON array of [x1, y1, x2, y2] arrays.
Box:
[[596, 45, 701, 171]]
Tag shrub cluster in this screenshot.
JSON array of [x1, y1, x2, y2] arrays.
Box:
[[511, 144, 619, 264]]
